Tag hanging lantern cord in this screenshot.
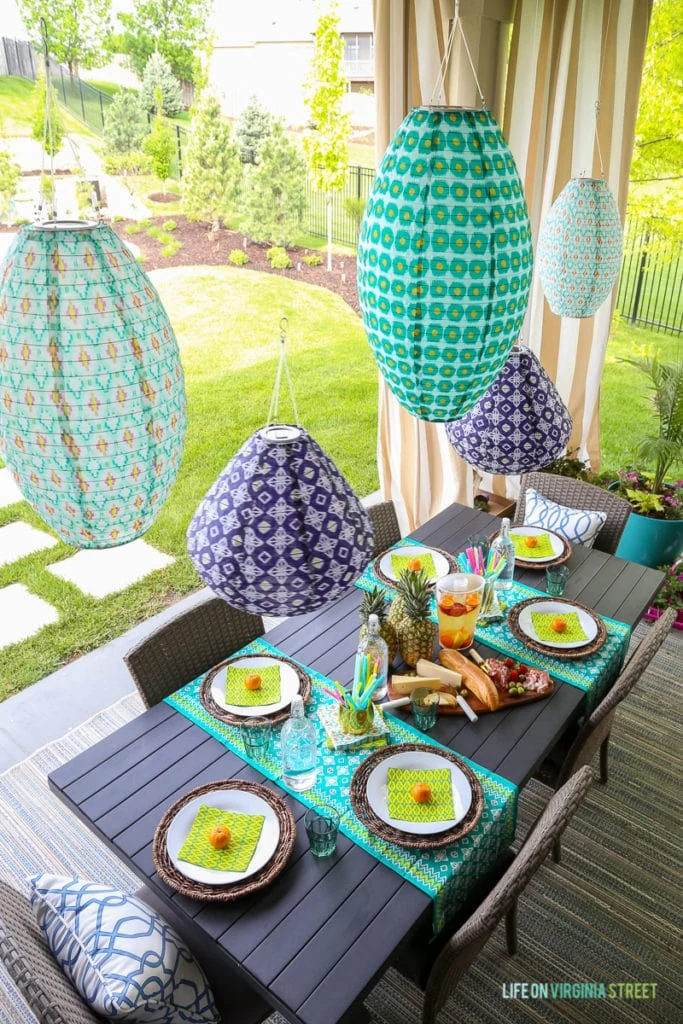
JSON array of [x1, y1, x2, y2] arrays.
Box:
[[429, 0, 486, 108], [267, 318, 301, 428], [592, 0, 613, 179], [39, 18, 55, 219]]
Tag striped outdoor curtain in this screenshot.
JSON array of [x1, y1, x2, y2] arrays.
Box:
[[372, 0, 652, 532]]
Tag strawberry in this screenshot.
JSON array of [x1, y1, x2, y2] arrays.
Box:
[[508, 669, 519, 682], [505, 657, 514, 668]]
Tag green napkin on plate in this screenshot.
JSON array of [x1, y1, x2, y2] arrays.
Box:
[[177, 804, 265, 873], [391, 552, 437, 579], [225, 664, 281, 706], [531, 612, 588, 644], [512, 532, 555, 559], [386, 767, 455, 822]]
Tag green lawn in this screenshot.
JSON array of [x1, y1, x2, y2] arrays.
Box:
[[600, 320, 683, 478], [0, 267, 379, 698], [0, 75, 94, 139]]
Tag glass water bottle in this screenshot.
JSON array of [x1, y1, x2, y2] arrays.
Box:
[[491, 517, 515, 591], [355, 613, 388, 702], [280, 695, 318, 791]]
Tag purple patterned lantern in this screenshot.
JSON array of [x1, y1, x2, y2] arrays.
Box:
[[187, 424, 375, 616], [445, 348, 572, 474]]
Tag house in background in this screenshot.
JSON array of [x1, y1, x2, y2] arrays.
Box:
[[209, 0, 374, 128]]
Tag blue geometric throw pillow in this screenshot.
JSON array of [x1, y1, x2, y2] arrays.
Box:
[[523, 488, 607, 549], [29, 876, 219, 1024]]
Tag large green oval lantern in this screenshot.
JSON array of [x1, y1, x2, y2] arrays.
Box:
[[0, 221, 187, 548], [357, 107, 533, 422]]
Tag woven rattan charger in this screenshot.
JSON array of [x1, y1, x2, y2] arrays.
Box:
[[153, 780, 296, 901], [372, 545, 459, 590], [507, 528, 572, 570], [508, 598, 607, 660], [200, 653, 311, 727], [350, 743, 483, 850]]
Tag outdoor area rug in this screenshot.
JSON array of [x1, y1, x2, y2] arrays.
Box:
[[0, 621, 680, 1024]]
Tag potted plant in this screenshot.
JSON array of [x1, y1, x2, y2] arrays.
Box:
[[644, 558, 683, 630], [609, 352, 683, 568]]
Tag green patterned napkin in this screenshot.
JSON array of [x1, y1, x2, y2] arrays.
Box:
[[177, 805, 265, 872], [531, 612, 588, 644], [387, 768, 455, 822], [225, 664, 281, 706], [512, 532, 555, 559], [391, 552, 437, 579]]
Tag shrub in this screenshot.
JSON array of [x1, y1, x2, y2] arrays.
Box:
[[146, 225, 161, 238], [103, 91, 148, 154], [343, 195, 367, 239], [242, 120, 306, 246], [125, 222, 142, 234], [143, 110, 175, 193], [228, 249, 249, 266], [302, 253, 323, 266], [182, 91, 241, 224], [267, 246, 292, 269], [162, 219, 177, 231], [0, 151, 21, 220], [112, 214, 124, 222], [158, 232, 174, 244], [102, 151, 151, 175], [161, 241, 182, 257], [140, 53, 183, 116], [32, 73, 63, 156], [236, 95, 272, 156]]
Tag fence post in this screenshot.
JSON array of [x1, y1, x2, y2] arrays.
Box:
[[59, 65, 66, 103], [630, 228, 650, 325], [99, 92, 104, 129], [78, 76, 86, 122], [175, 125, 183, 178]]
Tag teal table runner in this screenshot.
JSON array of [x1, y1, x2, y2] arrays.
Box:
[[165, 638, 518, 934], [356, 538, 631, 713]]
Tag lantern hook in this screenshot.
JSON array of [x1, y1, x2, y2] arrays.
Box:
[[429, 0, 486, 109], [267, 317, 301, 431]]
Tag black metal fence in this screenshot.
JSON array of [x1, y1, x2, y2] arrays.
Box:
[[304, 164, 375, 247], [616, 219, 682, 336], [1, 36, 188, 179]]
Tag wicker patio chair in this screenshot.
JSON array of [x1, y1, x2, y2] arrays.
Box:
[[404, 766, 592, 1024], [534, 607, 675, 861], [513, 471, 632, 554], [367, 499, 402, 555], [125, 595, 264, 708], [0, 879, 269, 1024]]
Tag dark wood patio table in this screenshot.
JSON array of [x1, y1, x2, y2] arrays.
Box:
[[48, 502, 663, 1024]]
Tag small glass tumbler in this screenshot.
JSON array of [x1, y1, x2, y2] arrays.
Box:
[[411, 687, 439, 732], [546, 565, 570, 597], [241, 717, 271, 758], [305, 805, 340, 858]]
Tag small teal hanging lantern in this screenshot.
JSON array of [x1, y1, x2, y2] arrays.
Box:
[[537, 177, 623, 318], [357, 107, 533, 423], [0, 221, 187, 547]]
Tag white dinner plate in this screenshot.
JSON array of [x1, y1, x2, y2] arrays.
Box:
[[365, 748, 473, 835], [166, 787, 280, 885], [517, 599, 599, 649], [210, 656, 301, 717], [509, 526, 566, 563], [378, 545, 450, 585]]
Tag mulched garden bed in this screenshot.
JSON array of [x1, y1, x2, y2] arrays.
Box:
[[113, 216, 360, 315]]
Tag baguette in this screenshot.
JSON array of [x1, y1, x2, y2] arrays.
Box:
[[391, 674, 445, 695], [415, 659, 462, 688], [438, 649, 501, 711]]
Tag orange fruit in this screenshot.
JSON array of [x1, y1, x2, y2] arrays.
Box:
[[208, 825, 231, 849], [244, 673, 262, 691], [550, 617, 567, 633], [523, 536, 538, 548], [407, 557, 422, 571], [440, 632, 455, 648], [411, 782, 432, 803], [439, 594, 455, 610], [465, 592, 480, 609]]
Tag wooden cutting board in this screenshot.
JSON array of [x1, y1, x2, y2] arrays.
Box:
[[386, 676, 554, 715]]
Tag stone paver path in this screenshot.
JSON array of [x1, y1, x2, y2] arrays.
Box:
[[0, 469, 23, 508], [48, 538, 174, 598], [0, 522, 57, 567], [0, 583, 59, 651]]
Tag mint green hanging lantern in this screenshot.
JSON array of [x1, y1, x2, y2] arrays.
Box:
[[357, 107, 533, 422], [0, 221, 187, 548]]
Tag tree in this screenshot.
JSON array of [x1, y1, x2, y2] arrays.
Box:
[[629, 0, 683, 231], [182, 92, 241, 224], [18, 0, 112, 74], [236, 96, 272, 159], [242, 120, 307, 246], [31, 72, 63, 156], [103, 90, 148, 153], [0, 151, 21, 221], [117, 0, 212, 84], [143, 101, 175, 194], [140, 52, 183, 117], [303, 3, 351, 270]]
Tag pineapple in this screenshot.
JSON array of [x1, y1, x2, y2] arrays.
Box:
[[388, 567, 426, 629], [359, 586, 398, 664], [397, 571, 438, 667]]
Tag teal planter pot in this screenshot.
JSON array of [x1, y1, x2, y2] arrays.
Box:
[[616, 513, 683, 568]]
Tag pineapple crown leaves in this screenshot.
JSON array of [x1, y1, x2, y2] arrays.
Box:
[[359, 585, 389, 624], [395, 567, 431, 599], [398, 569, 433, 621]]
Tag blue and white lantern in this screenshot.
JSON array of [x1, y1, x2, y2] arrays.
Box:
[[187, 425, 375, 616]]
